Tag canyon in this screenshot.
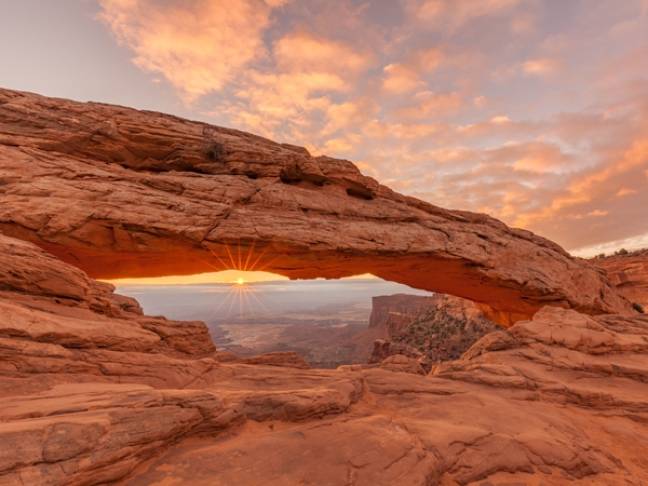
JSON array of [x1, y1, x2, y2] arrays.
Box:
[[1, 88, 647, 485], [367, 293, 499, 369]]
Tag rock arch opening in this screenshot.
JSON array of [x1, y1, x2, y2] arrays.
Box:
[[111, 264, 501, 370]]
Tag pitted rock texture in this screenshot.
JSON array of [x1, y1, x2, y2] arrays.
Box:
[[120, 308, 648, 485], [1, 234, 647, 484], [596, 249, 648, 310], [0, 88, 633, 324]]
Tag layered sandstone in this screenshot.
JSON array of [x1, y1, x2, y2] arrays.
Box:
[[0, 88, 633, 323], [596, 249, 648, 310], [368, 293, 498, 367], [2, 89, 648, 485], [1, 232, 648, 484]]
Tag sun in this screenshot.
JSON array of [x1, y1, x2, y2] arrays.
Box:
[[235, 277, 246, 286]]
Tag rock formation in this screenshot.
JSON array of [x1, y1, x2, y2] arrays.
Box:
[[0, 88, 633, 324], [368, 294, 499, 368], [1, 89, 648, 485], [595, 249, 648, 310], [2, 233, 648, 484], [368, 293, 436, 336]]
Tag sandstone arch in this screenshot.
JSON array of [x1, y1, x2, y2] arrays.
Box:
[[0, 88, 631, 325]]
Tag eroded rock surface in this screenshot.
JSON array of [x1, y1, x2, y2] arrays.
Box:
[[0, 88, 632, 323], [596, 249, 648, 310], [1, 89, 647, 485], [1, 234, 647, 484], [122, 308, 648, 485]]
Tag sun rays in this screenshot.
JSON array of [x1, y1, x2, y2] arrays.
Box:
[[201, 240, 283, 278], [200, 241, 283, 318]]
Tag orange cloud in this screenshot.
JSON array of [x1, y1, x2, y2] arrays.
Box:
[[274, 32, 370, 74], [382, 47, 444, 94], [410, 0, 520, 29], [382, 63, 422, 93], [99, 0, 281, 101], [395, 91, 463, 120], [522, 58, 561, 76]]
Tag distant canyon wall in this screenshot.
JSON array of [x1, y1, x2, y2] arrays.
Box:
[[595, 249, 648, 310]]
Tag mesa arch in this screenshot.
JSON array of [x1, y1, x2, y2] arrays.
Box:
[[0, 88, 632, 325]]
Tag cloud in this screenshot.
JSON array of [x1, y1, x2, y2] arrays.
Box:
[[382, 63, 423, 93], [382, 47, 444, 94], [522, 58, 561, 76], [274, 32, 370, 74], [395, 90, 463, 120], [98, 0, 280, 101], [96, 0, 648, 253], [515, 136, 648, 248], [409, 0, 520, 29]]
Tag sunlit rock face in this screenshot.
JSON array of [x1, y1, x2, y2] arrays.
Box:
[[0, 88, 633, 325], [2, 89, 648, 485], [0, 233, 217, 396], [595, 249, 648, 310], [4, 238, 647, 485]]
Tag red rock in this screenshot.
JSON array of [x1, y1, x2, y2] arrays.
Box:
[[0, 88, 632, 324], [368, 293, 498, 367], [1, 89, 647, 485], [241, 351, 310, 369], [368, 293, 434, 336], [0, 233, 218, 396], [379, 353, 426, 375], [595, 248, 648, 310], [119, 308, 648, 485], [1, 236, 647, 483], [370, 338, 423, 363]]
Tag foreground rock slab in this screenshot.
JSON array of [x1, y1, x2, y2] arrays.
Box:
[[0, 88, 633, 323], [0, 232, 647, 484], [0, 383, 234, 485], [125, 307, 648, 485]]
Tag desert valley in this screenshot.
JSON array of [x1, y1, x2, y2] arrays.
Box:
[[1, 1, 648, 484]]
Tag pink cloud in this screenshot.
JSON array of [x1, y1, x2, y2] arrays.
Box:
[[274, 32, 370, 74], [99, 0, 280, 101], [95, 0, 648, 253], [409, 0, 521, 29], [522, 58, 561, 76]]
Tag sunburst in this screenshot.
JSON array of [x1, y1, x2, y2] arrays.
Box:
[[200, 241, 277, 318]]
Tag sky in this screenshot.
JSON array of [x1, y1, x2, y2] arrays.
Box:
[[1, 0, 647, 261], [117, 278, 430, 321]]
